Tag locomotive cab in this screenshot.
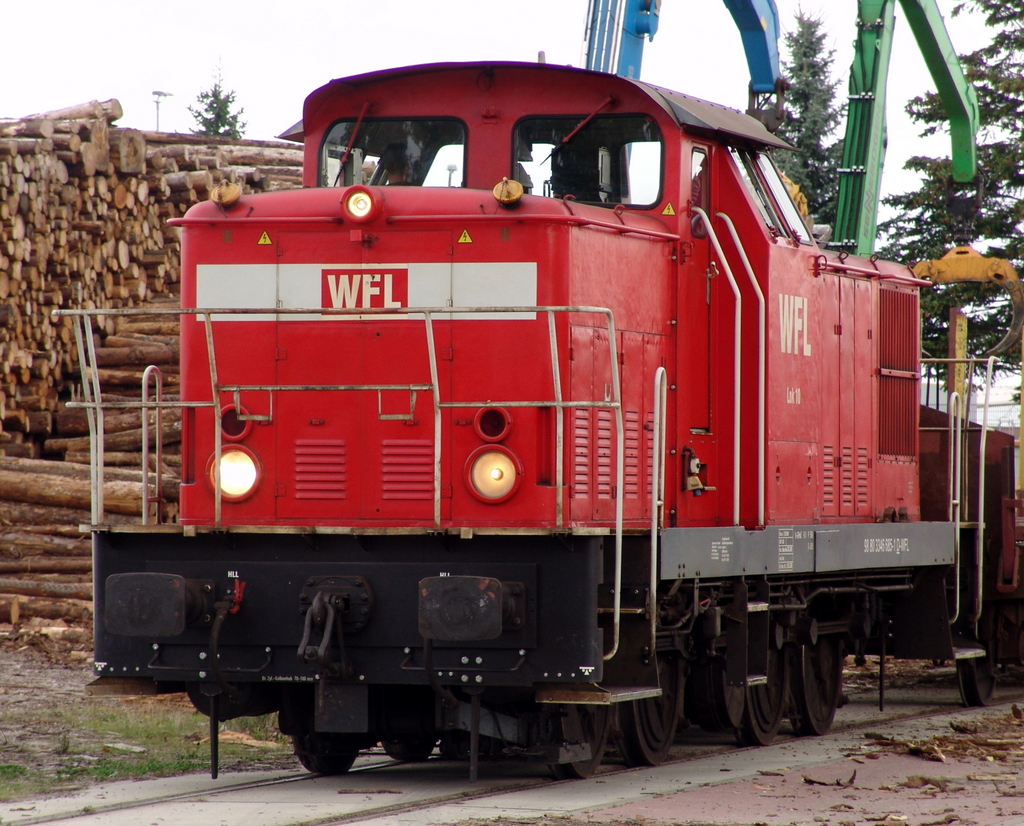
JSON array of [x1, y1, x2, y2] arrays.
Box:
[[82, 62, 978, 779]]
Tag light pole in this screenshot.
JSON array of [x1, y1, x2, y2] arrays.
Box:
[[152, 91, 172, 132]]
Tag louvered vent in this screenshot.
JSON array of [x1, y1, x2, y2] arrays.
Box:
[[597, 408, 614, 498], [623, 410, 640, 498], [645, 411, 655, 498], [572, 408, 590, 498], [841, 445, 853, 510], [381, 439, 433, 500], [857, 446, 869, 511], [822, 445, 835, 510], [294, 439, 347, 500], [878, 287, 919, 458]]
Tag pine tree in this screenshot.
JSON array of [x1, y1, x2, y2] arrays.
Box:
[[775, 13, 845, 227], [189, 69, 247, 139], [878, 0, 1024, 359]]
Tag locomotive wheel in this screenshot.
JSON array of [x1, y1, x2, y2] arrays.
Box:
[[737, 642, 789, 747], [381, 737, 438, 761], [616, 654, 684, 767], [790, 636, 844, 736], [687, 656, 744, 732], [291, 732, 360, 775], [549, 704, 613, 779], [957, 647, 996, 707]]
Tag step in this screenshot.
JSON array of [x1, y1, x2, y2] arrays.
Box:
[[952, 646, 986, 660]]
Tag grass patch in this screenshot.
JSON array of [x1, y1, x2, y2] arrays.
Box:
[[0, 693, 292, 802]]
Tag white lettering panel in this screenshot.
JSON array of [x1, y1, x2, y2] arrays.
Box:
[[195, 262, 538, 322], [196, 264, 277, 321]]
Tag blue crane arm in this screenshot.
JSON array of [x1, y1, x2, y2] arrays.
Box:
[[721, 0, 783, 94], [584, 0, 662, 78], [583, 0, 784, 126]]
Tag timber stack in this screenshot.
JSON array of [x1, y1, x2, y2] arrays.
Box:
[[0, 99, 302, 633]]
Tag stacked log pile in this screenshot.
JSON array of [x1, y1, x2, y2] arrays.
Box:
[[0, 99, 303, 633]]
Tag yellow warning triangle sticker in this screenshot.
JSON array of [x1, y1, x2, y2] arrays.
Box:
[[457, 229, 473, 244], [661, 203, 676, 216], [257, 231, 273, 245]]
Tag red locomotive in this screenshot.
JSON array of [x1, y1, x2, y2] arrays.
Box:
[[80, 61, 1013, 779]]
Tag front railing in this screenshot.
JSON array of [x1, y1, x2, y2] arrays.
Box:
[[58, 303, 652, 659]]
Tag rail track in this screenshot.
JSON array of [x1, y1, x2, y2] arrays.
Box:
[[6, 671, 1024, 826]]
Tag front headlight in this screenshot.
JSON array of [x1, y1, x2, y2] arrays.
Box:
[[465, 446, 522, 504], [207, 447, 261, 501], [342, 186, 382, 222]]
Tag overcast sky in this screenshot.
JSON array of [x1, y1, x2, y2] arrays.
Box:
[[1, 1, 991, 204]]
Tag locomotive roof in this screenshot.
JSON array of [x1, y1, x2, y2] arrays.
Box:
[[285, 62, 791, 151]]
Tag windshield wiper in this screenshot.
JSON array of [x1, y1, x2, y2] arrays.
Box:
[[541, 95, 616, 165], [333, 100, 372, 187]]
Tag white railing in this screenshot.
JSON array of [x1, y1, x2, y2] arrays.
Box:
[[59, 303, 636, 657]]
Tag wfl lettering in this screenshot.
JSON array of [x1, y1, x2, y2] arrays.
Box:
[[322, 268, 409, 310], [779, 293, 811, 356]]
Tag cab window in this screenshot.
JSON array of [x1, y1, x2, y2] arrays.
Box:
[[320, 119, 466, 188], [754, 152, 813, 244], [728, 147, 812, 244], [513, 116, 662, 207], [690, 147, 709, 238]]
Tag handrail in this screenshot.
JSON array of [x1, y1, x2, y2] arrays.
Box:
[[947, 391, 964, 625], [716, 211, 766, 526], [141, 366, 164, 525], [69, 315, 105, 524], [61, 300, 630, 663], [974, 356, 996, 625], [59, 303, 627, 652], [649, 367, 668, 658], [921, 355, 997, 628], [692, 207, 742, 525]]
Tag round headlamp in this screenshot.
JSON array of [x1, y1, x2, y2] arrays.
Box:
[[207, 446, 261, 502], [342, 186, 382, 222], [465, 445, 522, 504]]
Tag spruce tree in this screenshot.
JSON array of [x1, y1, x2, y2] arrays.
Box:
[[775, 12, 844, 227], [189, 69, 247, 139], [878, 0, 1024, 359]]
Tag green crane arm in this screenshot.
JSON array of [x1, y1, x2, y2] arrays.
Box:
[[832, 0, 980, 256]]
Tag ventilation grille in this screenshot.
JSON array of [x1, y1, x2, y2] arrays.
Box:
[[623, 410, 640, 498], [822, 445, 835, 510], [572, 408, 590, 498], [857, 446, 869, 511], [294, 439, 346, 500], [597, 408, 614, 498], [645, 411, 655, 498], [381, 439, 433, 500], [878, 287, 919, 458], [841, 445, 853, 510]]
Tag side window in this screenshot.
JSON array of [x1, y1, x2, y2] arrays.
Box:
[[513, 116, 662, 207], [728, 147, 787, 237], [727, 147, 813, 244], [320, 119, 466, 188], [690, 147, 709, 238], [753, 153, 813, 244]]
